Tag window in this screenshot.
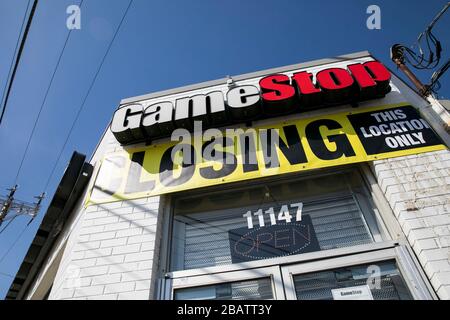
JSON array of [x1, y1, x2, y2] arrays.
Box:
[[281, 248, 432, 300], [162, 167, 434, 300], [292, 260, 412, 300], [174, 278, 273, 300], [170, 170, 383, 271], [168, 266, 286, 300]]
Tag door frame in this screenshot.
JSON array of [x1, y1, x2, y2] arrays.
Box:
[[156, 165, 437, 300], [281, 246, 434, 300], [165, 265, 286, 300]]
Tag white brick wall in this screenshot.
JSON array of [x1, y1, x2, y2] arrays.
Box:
[[371, 149, 450, 299], [48, 195, 165, 300]]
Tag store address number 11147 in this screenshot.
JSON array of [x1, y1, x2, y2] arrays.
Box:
[[243, 203, 303, 229]]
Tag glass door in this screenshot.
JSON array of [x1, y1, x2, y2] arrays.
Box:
[[165, 247, 433, 300], [281, 248, 433, 300], [168, 266, 286, 300], [161, 168, 435, 301]]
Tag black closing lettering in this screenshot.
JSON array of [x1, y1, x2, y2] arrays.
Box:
[[260, 125, 308, 169], [200, 137, 237, 179], [240, 134, 259, 173], [159, 144, 196, 187], [124, 151, 155, 194], [305, 119, 356, 160]]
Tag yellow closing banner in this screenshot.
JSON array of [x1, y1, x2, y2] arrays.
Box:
[[87, 103, 446, 206]]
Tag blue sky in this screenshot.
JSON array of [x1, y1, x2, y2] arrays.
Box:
[[0, 0, 449, 298]]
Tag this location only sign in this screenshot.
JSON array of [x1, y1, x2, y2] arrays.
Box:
[[87, 103, 446, 206], [347, 106, 442, 154]]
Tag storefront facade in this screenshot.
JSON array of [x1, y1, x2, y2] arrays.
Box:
[[6, 51, 450, 300]]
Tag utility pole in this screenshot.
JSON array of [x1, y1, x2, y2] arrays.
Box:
[[391, 45, 428, 96], [0, 186, 17, 226], [0, 185, 44, 229], [390, 2, 450, 97]]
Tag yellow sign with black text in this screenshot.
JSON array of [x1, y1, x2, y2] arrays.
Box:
[[87, 103, 446, 206]]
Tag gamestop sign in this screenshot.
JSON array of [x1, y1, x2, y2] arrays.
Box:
[[111, 61, 391, 144]]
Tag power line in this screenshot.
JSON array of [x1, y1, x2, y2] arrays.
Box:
[[0, 0, 133, 265], [0, 0, 82, 261], [13, 0, 84, 186], [391, 2, 450, 96], [0, 0, 31, 121], [393, 3, 448, 71], [0, 0, 37, 125], [0, 215, 18, 235], [0, 220, 31, 265], [0, 1, 133, 277], [426, 58, 450, 94], [0, 271, 14, 279], [42, 0, 134, 192]]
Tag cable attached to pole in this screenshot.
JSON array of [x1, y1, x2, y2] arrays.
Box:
[[391, 2, 450, 96]]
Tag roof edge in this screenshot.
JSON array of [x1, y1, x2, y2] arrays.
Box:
[[120, 50, 372, 105], [5, 152, 93, 300]]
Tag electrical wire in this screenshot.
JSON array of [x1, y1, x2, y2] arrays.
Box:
[[0, 271, 14, 278], [13, 0, 84, 187], [0, 0, 133, 258], [396, 31, 441, 70], [395, 3, 449, 71], [0, 0, 32, 124], [402, 32, 441, 70], [0, 215, 18, 235], [426, 58, 450, 94], [0, 0, 37, 125], [0, 220, 31, 265], [392, 3, 450, 97], [0, 0, 81, 267], [42, 0, 134, 193]]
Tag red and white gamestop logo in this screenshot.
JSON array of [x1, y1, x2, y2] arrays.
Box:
[[111, 61, 391, 144]]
